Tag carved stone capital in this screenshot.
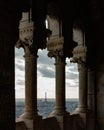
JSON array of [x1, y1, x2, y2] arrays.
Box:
[[16, 38, 37, 56], [70, 57, 86, 64], [70, 44, 87, 65], [15, 10, 38, 56], [16, 39, 25, 49], [16, 10, 51, 55], [70, 57, 87, 72], [48, 49, 64, 58]]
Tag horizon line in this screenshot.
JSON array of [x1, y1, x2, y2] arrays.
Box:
[[15, 97, 79, 100]]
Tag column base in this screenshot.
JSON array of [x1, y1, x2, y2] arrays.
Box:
[[48, 109, 70, 117], [73, 107, 88, 113], [17, 112, 42, 120], [47, 111, 70, 130], [72, 107, 89, 128]]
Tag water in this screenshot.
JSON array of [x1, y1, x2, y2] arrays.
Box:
[[15, 98, 79, 118]]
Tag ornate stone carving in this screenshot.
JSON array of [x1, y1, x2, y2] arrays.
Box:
[[17, 10, 51, 53], [47, 36, 64, 51], [15, 10, 38, 56], [70, 44, 87, 64], [48, 49, 63, 58], [16, 37, 37, 56], [47, 36, 64, 60]]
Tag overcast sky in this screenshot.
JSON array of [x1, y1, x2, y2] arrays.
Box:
[[15, 48, 79, 99]]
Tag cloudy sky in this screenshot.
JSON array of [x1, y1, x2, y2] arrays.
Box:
[[15, 48, 79, 99]]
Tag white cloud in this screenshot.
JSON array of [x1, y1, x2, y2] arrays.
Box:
[[37, 77, 55, 98], [66, 87, 79, 99], [15, 87, 25, 99]]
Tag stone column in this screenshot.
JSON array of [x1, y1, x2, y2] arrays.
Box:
[[55, 52, 66, 115], [16, 10, 51, 130], [48, 50, 67, 116], [71, 45, 88, 129], [16, 40, 39, 119], [24, 47, 38, 118], [77, 62, 87, 112], [46, 18, 66, 115], [71, 44, 87, 113], [16, 40, 43, 130]]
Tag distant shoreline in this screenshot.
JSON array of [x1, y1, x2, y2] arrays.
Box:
[[15, 98, 79, 101]]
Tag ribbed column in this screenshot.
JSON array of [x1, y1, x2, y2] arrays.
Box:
[[76, 63, 87, 112]]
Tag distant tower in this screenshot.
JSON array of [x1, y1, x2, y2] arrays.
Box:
[[45, 92, 47, 102]]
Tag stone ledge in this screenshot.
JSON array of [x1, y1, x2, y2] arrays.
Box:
[[16, 121, 27, 130]]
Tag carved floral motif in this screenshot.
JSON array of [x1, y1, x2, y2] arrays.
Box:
[[48, 49, 63, 58]]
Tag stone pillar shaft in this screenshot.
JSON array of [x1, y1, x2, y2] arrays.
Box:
[[15, 39, 40, 119], [24, 54, 38, 118], [55, 56, 66, 114], [78, 63, 87, 111]]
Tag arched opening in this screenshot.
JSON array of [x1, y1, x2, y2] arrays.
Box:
[[66, 58, 79, 113], [15, 13, 81, 119], [37, 49, 55, 117], [37, 49, 55, 99], [15, 47, 25, 118], [15, 48, 79, 118]]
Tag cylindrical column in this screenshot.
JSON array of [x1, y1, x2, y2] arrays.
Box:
[[20, 45, 39, 119], [25, 54, 38, 118], [77, 63, 87, 112], [48, 50, 68, 116], [54, 56, 66, 115]]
